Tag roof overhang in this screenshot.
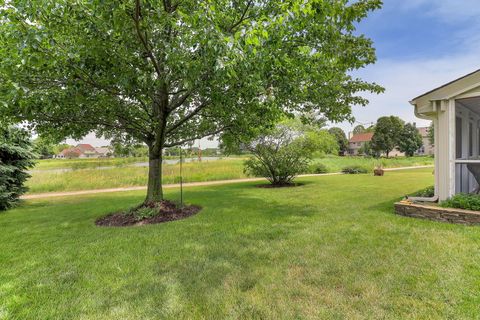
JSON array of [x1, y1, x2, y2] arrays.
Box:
[[410, 69, 480, 119]]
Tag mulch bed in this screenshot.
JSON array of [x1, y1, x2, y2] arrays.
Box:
[[256, 182, 304, 188], [95, 200, 201, 227]]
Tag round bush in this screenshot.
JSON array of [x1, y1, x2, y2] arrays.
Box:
[[309, 163, 328, 174]]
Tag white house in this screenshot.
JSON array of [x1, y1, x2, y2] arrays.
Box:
[[410, 69, 480, 201]]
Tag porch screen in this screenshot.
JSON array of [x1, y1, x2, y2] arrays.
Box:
[[456, 117, 462, 159]]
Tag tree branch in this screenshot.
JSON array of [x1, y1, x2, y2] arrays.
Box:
[[164, 127, 227, 147], [168, 89, 194, 112], [166, 101, 208, 134], [133, 0, 163, 77], [228, 0, 253, 33]]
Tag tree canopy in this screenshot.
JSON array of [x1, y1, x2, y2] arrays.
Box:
[[397, 123, 423, 157], [353, 125, 366, 135], [371, 116, 404, 158], [0, 0, 383, 202], [328, 127, 348, 155]]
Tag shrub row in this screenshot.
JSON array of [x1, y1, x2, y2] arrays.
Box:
[[441, 193, 480, 211], [341, 165, 369, 174]]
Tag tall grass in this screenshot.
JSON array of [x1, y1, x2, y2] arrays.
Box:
[[27, 156, 434, 194], [27, 159, 246, 193], [34, 157, 149, 170]]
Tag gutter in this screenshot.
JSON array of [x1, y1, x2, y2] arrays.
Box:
[[409, 101, 438, 203]]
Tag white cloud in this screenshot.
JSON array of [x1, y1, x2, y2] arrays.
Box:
[[397, 0, 480, 22], [332, 47, 479, 134]]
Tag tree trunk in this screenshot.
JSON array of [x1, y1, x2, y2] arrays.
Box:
[[145, 149, 163, 203]]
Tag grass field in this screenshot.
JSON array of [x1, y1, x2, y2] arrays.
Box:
[[311, 155, 434, 173], [27, 159, 246, 194], [34, 157, 150, 170], [2, 169, 480, 319], [27, 156, 433, 194]]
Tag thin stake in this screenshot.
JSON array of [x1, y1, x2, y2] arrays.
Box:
[[180, 148, 183, 207]]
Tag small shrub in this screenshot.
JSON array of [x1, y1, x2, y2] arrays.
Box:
[[243, 121, 322, 185], [441, 193, 480, 211], [341, 165, 368, 174], [309, 163, 328, 174], [410, 186, 434, 198], [131, 206, 158, 221]]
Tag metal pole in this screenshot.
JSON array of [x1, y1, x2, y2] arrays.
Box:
[[180, 148, 183, 207]]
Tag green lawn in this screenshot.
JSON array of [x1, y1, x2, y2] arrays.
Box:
[[27, 156, 433, 194], [2, 169, 480, 319]]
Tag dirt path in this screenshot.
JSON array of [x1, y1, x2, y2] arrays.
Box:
[[22, 165, 433, 200]]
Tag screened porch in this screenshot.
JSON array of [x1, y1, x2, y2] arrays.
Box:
[[455, 97, 480, 194]]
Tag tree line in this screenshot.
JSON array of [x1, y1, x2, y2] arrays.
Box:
[[328, 116, 425, 158]]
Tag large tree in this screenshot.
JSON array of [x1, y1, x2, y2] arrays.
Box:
[[0, 0, 383, 203], [371, 116, 404, 158]]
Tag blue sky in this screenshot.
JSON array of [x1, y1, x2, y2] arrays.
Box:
[[334, 0, 480, 132], [72, 0, 480, 146]]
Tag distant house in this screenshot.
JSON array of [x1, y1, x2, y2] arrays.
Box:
[[58, 147, 82, 159], [57, 144, 113, 159], [348, 132, 407, 157], [94, 147, 113, 158], [348, 132, 374, 155], [416, 127, 434, 155]]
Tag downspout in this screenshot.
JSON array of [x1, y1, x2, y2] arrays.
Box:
[[406, 195, 439, 202], [407, 100, 439, 203]]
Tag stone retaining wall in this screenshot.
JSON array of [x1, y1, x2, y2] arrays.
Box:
[[394, 202, 480, 225]]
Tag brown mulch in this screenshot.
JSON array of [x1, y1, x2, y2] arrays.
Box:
[[95, 200, 202, 227], [256, 182, 304, 188]]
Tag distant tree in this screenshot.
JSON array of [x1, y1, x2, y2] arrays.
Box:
[[353, 125, 366, 135], [33, 137, 56, 159], [358, 141, 375, 157], [428, 122, 434, 146], [398, 123, 423, 157], [112, 140, 147, 158], [53, 143, 71, 156], [328, 127, 348, 156], [308, 130, 339, 156], [365, 125, 375, 133], [0, 126, 36, 211], [371, 116, 404, 158], [164, 147, 182, 157], [132, 145, 149, 158]]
